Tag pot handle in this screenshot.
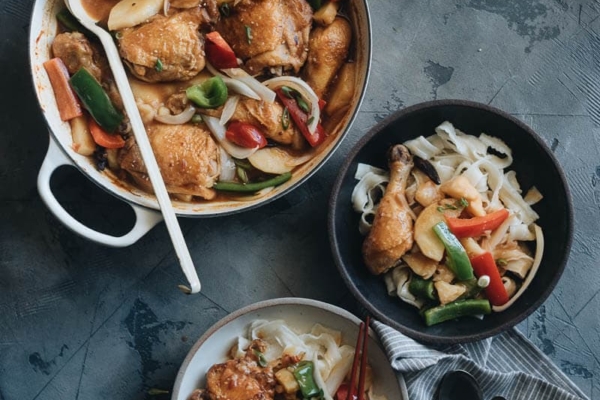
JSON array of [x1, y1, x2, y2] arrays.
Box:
[[37, 138, 163, 247]]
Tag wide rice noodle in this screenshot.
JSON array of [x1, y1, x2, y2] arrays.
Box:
[[354, 121, 545, 313], [243, 319, 365, 398], [493, 224, 544, 312], [351, 164, 389, 235]]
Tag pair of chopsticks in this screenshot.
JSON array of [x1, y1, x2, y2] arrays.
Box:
[[347, 316, 371, 400]]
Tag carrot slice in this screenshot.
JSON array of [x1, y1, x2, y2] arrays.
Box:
[[88, 117, 125, 149], [43, 58, 83, 121]]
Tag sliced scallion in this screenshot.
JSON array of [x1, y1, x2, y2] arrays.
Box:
[[280, 86, 295, 98], [244, 25, 252, 44], [155, 58, 163, 72], [282, 107, 290, 130], [296, 96, 310, 113]]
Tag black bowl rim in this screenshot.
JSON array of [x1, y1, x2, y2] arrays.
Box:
[[328, 99, 574, 343]]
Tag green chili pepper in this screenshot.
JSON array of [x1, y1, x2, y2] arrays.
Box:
[[252, 349, 268, 367], [69, 67, 124, 133], [423, 299, 491, 326], [233, 158, 253, 170], [293, 361, 322, 399], [237, 166, 249, 183], [433, 221, 474, 280], [409, 275, 436, 300], [56, 8, 92, 36], [213, 172, 291, 193], [457, 278, 483, 300], [186, 76, 228, 109]]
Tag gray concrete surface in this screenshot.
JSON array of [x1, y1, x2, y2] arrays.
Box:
[[1, 0, 599, 398]]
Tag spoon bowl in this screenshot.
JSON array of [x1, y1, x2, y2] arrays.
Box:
[[437, 370, 483, 400], [63, 0, 201, 293]]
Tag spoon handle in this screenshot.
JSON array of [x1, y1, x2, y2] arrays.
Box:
[[68, 3, 201, 293]]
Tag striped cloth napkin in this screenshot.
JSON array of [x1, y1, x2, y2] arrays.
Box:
[[371, 320, 588, 400]]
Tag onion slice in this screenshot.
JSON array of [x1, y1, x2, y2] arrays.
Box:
[[202, 115, 258, 159], [222, 68, 276, 103], [207, 63, 260, 99], [154, 105, 195, 125], [220, 95, 239, 125], [219, 147, 236, 182], [492, 224, 544, 312], [263, 76, 320, 134], [223, 78, 260, 100], [205, 62, 225, 78]]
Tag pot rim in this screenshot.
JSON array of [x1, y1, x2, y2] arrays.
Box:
[[29, 0, 373, 217]]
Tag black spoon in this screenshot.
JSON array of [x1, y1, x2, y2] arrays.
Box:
[[437, 370, 507, 400], [437, 370, 483, 400]]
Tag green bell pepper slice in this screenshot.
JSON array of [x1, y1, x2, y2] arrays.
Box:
[[69, 67, 124, 133], [409, 275, 436, 301], [433, 221, 474, 280], [186, 76, 228, 108], [292, 361, 322, 399], [424, 299, 491, 326], [213, 172, 291, 193]]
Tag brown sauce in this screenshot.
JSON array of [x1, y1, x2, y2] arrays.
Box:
[[81, 0, 119, 22], [53, 0, 359, 204]]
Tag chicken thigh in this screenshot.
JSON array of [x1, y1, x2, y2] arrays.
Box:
[[204, 340, 276, 400], [118, 9, 206, 82], [363, 145, 414, 275], [118, 123, 220, 199], [231, 98, 302, 146], [302, 17, 352, 98], [215, 0, 313, 75]]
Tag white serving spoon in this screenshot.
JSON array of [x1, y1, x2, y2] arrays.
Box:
[[64, 0, 201, 294]]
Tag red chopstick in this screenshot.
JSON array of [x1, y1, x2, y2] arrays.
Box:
[[347, 316, 370, 400]]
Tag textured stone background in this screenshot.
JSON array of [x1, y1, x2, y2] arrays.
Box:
[[1, 0, 599, 399]]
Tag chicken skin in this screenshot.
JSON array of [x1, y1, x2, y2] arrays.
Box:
[[118, 9, 206, 82], [303, 17, 352, 98], [231, 98, 301, 146], [215, 0, 313, 75], [202, 340, 276, 400], [52, 32, 105, 82], [363, 145, 414, 275], [118, 123, 220, 199]]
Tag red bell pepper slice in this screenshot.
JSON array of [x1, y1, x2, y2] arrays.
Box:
[[318, 98, 326, 110], [446, 208, 509, 238], [275, 88, 325, 147], [204, 31, 239, 69], [335, 383, 357, 400], [225, 121, 267, 149], [470, 251, 509, 306]]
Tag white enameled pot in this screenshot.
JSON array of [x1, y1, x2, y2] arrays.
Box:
[[29, 0, 371, 247]]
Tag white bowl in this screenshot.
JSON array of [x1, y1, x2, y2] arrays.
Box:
[[172, 298, 404, 400]]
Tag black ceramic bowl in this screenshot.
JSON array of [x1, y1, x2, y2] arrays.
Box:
[[328, 100, 573, 343]]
